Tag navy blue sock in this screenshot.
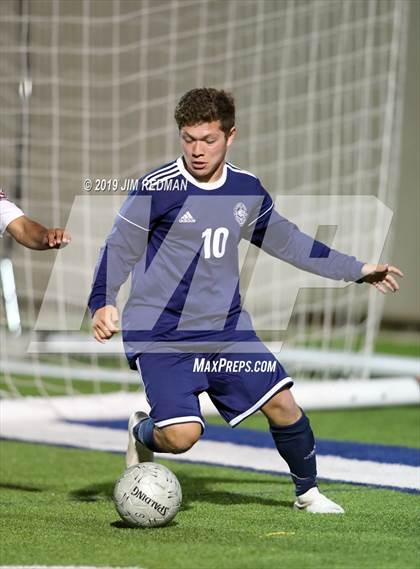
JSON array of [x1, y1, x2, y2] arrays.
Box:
[[133, 417, 164, 453], [270, 412, 317, 496]]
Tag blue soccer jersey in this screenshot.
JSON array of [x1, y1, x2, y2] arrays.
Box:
[[89, 157, 364, 369]]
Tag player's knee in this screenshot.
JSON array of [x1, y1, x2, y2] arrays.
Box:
[[160, 423, 201, 454], [262, 388, 301, 425]]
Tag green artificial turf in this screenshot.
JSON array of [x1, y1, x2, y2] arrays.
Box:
[[207, 406, 420, 448], [0, 440, 419, 569], [1, 336, 418, 567]]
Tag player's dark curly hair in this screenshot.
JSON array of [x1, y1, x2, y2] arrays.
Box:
[[174, 88, 235, 136]]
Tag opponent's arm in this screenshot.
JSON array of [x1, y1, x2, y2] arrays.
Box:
[[6, 215, 71, 250]]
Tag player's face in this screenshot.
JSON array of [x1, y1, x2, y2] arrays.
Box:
[[180, 121, 236, 183]]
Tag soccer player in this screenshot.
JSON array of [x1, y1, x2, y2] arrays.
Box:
[[89, 89, 403, 514], [0, 190, 70, 249]]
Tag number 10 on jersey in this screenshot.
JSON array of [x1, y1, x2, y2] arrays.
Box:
[[201, 227, 229, 259]]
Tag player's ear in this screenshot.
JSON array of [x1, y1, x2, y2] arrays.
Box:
[[226, 126, 236, 147]]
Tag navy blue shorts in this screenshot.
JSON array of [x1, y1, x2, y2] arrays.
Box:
[[136, 341, 293, 430]]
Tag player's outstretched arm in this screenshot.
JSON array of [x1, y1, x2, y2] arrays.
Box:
[[6, 216, 71, 250], [247, 200, 405, 286], [92, 305, 120, 343], [358, 263, 403, 294]]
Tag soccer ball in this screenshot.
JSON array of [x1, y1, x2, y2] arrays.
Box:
[[113, 462, 182, 527]]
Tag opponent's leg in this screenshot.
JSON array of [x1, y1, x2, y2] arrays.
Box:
[[262, 389, 344, 514]]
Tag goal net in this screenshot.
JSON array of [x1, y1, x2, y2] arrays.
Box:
[[0, 0, 409, 397]]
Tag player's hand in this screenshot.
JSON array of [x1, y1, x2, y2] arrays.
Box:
[[45, 228, 71, 248], [360, 263, 404, 294], [92, 305, 120, 343]]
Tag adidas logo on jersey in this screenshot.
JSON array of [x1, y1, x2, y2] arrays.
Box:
[[178, 211, 196, 223]]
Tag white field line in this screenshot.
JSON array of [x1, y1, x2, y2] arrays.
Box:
[[1, 394, 418, 491], [0, 566, 145, 569]]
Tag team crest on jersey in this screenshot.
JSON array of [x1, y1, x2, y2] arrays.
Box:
[[233, 202, 248, 227]]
